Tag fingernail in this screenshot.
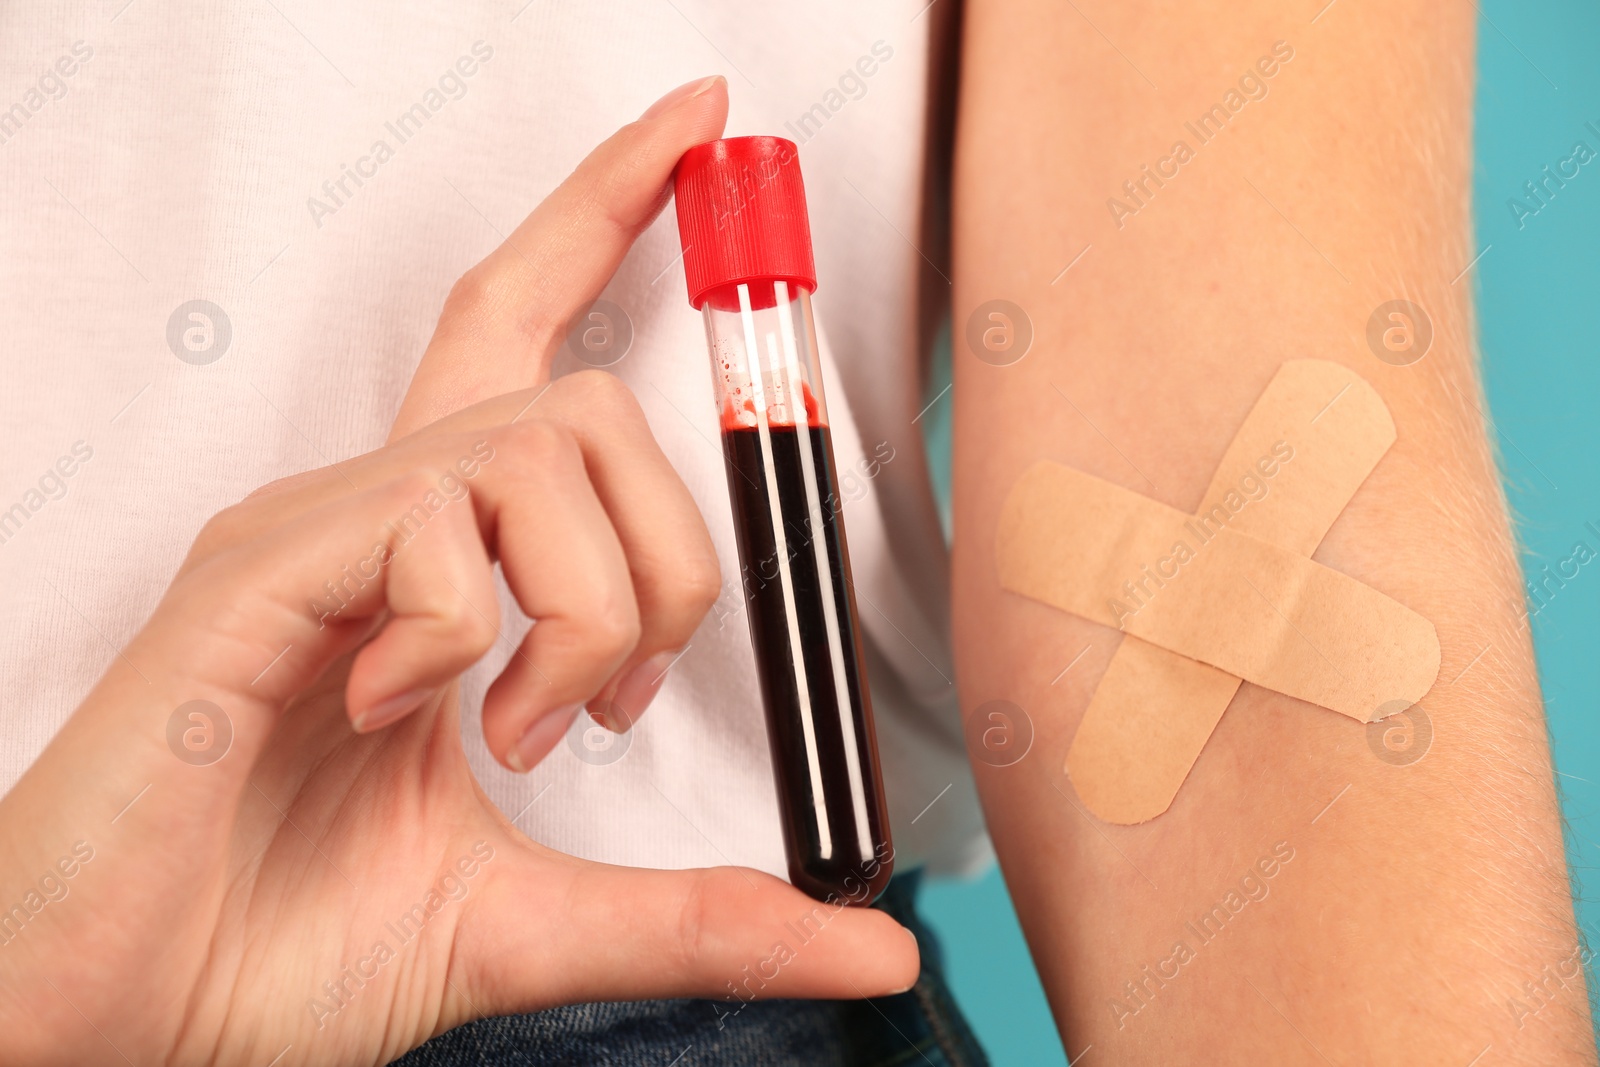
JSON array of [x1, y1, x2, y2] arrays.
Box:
[[641, 75, 722, 120], [610, 649, 683, 722], [887, 928, 921, 994], [507, 704, 582, 773], [353, 687, 433, 733]]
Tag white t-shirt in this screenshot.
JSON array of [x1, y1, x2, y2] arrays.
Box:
[[0, 1, 985, 879]]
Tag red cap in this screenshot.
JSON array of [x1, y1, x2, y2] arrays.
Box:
[[673, 136, 817, 309]]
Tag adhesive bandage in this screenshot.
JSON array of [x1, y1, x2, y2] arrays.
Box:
[[995, 360, 1440, 823]]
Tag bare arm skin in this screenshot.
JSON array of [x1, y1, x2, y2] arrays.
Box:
[[950, 1, 1595, 1062]]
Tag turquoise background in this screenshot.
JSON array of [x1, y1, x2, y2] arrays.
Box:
[[914, 4, 1600, 1062]]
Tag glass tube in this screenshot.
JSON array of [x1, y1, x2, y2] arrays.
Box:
[[701, 278, 894, 904]]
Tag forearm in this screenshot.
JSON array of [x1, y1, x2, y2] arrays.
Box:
[[951, 1, 1592, 1062]]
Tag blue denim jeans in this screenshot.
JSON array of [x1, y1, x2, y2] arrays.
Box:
[[392, 871, 988, 1066]]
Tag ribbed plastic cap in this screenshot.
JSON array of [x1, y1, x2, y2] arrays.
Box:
[[673, 136, 816, 309]]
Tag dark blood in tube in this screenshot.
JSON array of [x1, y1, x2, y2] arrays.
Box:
[[722, 415, 891, 902]]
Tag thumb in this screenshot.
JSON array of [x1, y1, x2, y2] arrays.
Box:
[[390, 76, 729, 440], [454, 841, 920, 1015]]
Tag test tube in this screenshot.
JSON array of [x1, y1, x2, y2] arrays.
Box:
[[673, 137, 893, 905]]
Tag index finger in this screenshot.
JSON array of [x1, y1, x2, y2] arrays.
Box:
[[390, 75, 729, 439]]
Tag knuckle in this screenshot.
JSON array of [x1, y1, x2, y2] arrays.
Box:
[[445, 599, 499, 656], [669, 870, 715, 978], [190, 506, 248, 560], [585, 164, 646, 230], [556, 367, 641, 418], [654, 551, 722, 634], [193, 474, 307, 555], [389, 467, 448, 507], [440, 264, 500, 324], [243, 468, 321, 502], [188, 462, 359, 565], [443, 262, 557, 346], [585, 597, 642, 661], [194, 471, 306, 555], [430, 433, 492, 482], [374, 468, 460, 542], [666, 867, 760, 981], [680, 553, 723, 615], [498, 419, 581, 472]]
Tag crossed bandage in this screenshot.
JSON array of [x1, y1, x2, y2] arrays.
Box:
[[997, 360, 1440, 823]]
